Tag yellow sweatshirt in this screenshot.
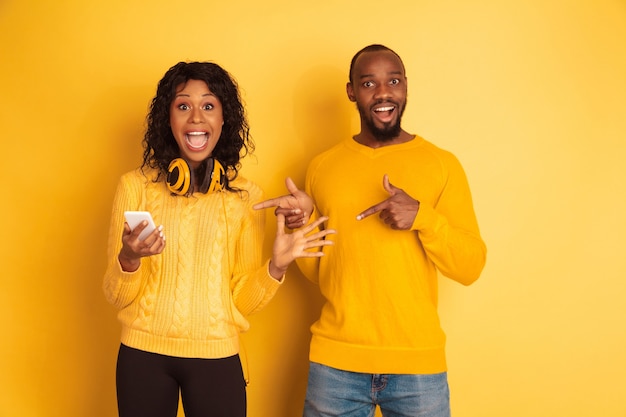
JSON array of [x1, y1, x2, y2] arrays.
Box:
[[296, 136, 486, 374], [103, 168, 281, 359]]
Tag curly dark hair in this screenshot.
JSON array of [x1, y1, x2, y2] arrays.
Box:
[[141, 61, 254, 191]]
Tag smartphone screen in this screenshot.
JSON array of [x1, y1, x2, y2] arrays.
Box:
[[124, 211, 157, 241]]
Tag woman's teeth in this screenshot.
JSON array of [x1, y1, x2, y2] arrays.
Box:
[[186, 132, 208, 149]]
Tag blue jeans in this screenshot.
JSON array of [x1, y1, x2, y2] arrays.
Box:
[[303, 362, 450, 417]]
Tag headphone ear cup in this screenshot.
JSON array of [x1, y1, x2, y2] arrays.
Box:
[[167, 158, 193, 195], [199, 158, 226, 194]]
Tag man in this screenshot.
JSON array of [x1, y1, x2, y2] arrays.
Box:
[[255, 44, 487, 417]]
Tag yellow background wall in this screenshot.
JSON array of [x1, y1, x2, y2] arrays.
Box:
[[1, 0, 625, 416]]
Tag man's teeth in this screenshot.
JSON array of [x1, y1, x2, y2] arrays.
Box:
[[375, 106, 395, 112]]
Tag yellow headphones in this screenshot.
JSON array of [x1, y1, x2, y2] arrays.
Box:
[[166, 157, 226, 196]]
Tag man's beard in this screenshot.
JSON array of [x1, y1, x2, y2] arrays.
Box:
[[358, 100, 406, 142]]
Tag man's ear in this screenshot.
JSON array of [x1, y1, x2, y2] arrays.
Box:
[[346, 82, 356, 102]]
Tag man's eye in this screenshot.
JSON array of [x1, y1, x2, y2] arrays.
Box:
[[390, 79, 400, 85], [363, 81, 374, 88]]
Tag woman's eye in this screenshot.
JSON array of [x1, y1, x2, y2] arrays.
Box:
[[203, 103, 214, 110], [178, 104, 189, 111]]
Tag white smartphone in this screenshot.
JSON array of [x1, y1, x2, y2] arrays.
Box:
[[124, 211, 157, 241]]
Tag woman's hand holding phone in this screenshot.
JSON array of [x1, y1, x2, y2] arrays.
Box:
[[119, 211, 166, 272]]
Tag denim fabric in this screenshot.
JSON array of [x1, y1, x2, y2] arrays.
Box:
[[303, 362, 450, 417]]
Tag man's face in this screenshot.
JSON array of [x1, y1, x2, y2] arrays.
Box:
[[347, 50, 407, 142]]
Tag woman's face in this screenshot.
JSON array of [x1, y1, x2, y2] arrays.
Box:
[[169, 79, 224, 168]]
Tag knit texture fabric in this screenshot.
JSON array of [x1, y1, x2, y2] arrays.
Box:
[[296, 136, 487, 374], [103, 168, 281, 359]]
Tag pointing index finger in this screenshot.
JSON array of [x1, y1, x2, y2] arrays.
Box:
[[253, 197, 282, 210], [356, 201, 386, 221]]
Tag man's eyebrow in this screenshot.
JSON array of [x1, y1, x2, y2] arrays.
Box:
[[358, 70, 404, 79]]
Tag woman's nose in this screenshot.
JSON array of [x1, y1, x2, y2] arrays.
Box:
[[189, 108, 204, 123]]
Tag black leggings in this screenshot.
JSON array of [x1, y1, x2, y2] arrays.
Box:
[[116, 344, 246, 417]]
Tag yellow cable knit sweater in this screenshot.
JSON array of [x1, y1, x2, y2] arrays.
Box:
[[103, 168, 281, 359]]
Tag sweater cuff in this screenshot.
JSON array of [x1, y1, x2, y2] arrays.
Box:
[[411, 202, 436, 234], [116, 256, 143, 278], [266, 259, 286, 284]]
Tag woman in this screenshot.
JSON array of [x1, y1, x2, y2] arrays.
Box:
[[103, 61, 333, 417]]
